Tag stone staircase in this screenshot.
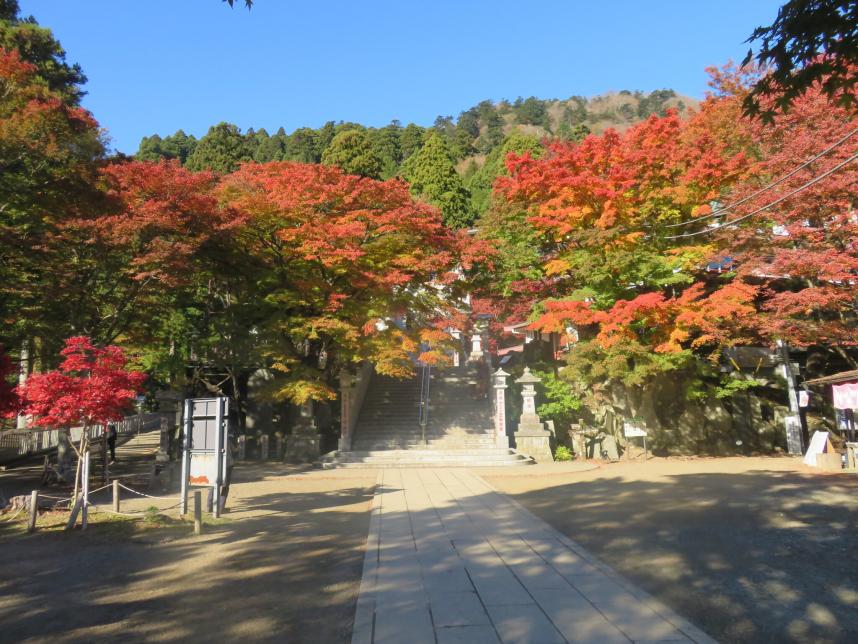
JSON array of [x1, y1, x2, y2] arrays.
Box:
[[321, 365, 533, 468]]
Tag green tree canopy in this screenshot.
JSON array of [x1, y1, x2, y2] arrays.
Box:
[[321, 129, 383, 179], [0, 0, 86, 104], [401, 133, 474, 229], [185, 122, 252, 173], [467, 131, 544, 215]]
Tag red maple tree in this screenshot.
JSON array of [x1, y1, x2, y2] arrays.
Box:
[[17, 336, 146, 430]]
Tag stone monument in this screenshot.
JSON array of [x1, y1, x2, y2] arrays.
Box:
[[513, 367, 553, 462], [285, 399, 320, 463], [493, 368, 511, 447]]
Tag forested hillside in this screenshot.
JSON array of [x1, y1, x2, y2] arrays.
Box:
[[136, 90, 696, 226]]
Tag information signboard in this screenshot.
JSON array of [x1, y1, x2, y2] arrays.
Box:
[[623, 420, 648, 460], [181, 397, 229, 517], [623, 421, 648, 438]]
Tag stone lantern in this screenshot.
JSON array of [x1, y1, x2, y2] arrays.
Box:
[[513, 367, 553, 461], [285, 398, 320, 463]]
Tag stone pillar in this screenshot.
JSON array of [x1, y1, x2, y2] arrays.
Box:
[[259, 434, 269, 460], [157, 416, 171, 463], [237, 434, 246, 460], [450, 329, 462, 367], [285, 400, 320, 463], [275, 432, 285, 460], [513, 367, 553, 462], [493, 368, 510, 447], [339, 370, 355, 451]]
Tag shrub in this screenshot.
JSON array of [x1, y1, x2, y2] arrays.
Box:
[[554, 445, 574, 461]]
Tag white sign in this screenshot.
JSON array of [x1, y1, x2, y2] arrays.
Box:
[[803, 430, 830, 467], [623, 421, 647, 438]]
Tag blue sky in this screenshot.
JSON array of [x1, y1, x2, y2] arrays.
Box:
[[21, 0, 784, 154]]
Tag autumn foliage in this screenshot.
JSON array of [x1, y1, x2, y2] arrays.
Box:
[[481, 66, 857, 390], [16, 337, 146, 429], [219, 162, 461, 401]]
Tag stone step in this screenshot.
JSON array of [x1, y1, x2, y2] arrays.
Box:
[[319, 449, 534, 469], [338, 448, 518, 456], [354, 438, 496, 443], [352, 442, 499, 449]]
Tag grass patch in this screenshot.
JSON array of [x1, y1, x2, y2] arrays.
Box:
[[0, 506, 232, 541]]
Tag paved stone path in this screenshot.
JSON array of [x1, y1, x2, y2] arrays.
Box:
[[352, 469, 716, 644]]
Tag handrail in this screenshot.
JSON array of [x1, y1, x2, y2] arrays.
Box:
[[418, 362, 431, 445]]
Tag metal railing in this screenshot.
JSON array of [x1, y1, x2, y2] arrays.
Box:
[[0, 413, 169, 463]]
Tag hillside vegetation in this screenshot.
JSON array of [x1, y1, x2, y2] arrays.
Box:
[[137, 90, 697, 226]]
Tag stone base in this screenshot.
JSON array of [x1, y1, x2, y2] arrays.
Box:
[[514, 434, 553, 462], [285, 432, 320, 463]]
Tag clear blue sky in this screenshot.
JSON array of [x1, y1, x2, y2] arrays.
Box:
[[21, 0, 784, 154]]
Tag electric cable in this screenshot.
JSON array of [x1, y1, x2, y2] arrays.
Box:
[[665, 152, 858, 239], [666, 127, 858, 228]]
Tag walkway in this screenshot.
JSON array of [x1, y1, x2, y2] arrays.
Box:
[[352, 469, 715, 644]]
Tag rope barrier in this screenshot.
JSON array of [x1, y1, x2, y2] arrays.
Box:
[[37, 493, 74, 502], [117, 482, 181, 500], [0, 507, 25, 522], [90, 500, 184, 517]]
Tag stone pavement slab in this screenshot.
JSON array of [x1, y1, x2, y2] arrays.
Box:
[[351, 469, 716, 644]]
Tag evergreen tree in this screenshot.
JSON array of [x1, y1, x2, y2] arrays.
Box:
[[314, 120, 336, 159], [136, 134, 165, 162], [466, 132, 543, 215], [254, 126, 286, 162], [401, 133, 474, 228], [0, 0, 86, 104], [321, 129, 383, 179], [400, 123, 426, 160], [185, 122, 252, 173], [370, 122, 403, 179], [556, 122, 590, 142], [284, 127, 319, 163]]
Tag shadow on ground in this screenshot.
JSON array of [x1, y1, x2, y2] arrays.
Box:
[[0, 464, 377, 644], [487, 467, 858, 644]]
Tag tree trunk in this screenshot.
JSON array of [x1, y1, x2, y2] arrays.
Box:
[[16, 340, 30, 430], [71, 431, 88, 505]]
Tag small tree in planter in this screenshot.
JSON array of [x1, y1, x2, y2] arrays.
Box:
[[16, 337, 146, 507]]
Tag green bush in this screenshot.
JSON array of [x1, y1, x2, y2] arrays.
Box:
[[554, 445, 574, 461], [143, 506, 161, 525]]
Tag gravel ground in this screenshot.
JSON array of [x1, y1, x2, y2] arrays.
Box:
[[482, 456, 858, 644], [0, 464, 377, 643]]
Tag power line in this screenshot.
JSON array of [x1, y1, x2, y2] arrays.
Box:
[[666, 126, 858, 228], [665, 152, 858, 239]]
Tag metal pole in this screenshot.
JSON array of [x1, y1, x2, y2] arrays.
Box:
[[180, 399, 191, 515], [213, 398, 224, 519], [27, 490, 38, 533], [194, 490, 202, 535], [112, 479, 120, 513]]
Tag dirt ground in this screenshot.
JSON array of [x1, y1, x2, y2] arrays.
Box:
[[482, 456, 858, 644], [0, 465, 376, 644]]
